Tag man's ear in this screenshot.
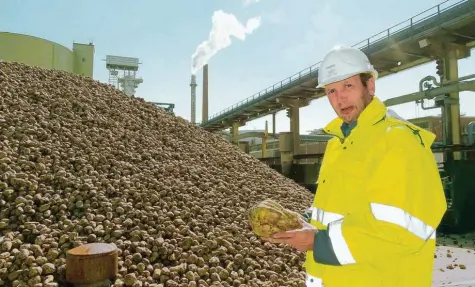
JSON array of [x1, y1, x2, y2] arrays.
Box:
[[367, 77, 376, 96]]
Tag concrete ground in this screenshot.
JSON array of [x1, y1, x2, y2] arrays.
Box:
[[432, 233, 475, 287]]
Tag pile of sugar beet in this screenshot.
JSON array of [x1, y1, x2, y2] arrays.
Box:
[[0, 61, 314, 287]]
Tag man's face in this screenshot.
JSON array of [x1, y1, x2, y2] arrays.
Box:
[[325, 74, 375, 124]]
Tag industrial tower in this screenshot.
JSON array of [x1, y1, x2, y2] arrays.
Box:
[[189, 64, 209, 124], [190, 75, 197, 124], [105, 55, 143, 97]]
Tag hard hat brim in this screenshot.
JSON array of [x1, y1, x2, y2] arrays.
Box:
[[316, 72, 358, 89], [316, 69, 378, 89]]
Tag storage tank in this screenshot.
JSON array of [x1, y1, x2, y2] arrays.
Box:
[[0, 32, 94, 78]]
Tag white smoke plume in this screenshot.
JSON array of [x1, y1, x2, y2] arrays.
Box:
[[191, 10, 261, 75]]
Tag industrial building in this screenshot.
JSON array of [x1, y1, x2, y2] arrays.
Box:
[[0, 32, 94, 77], [411, 115, 475, 142], [0, 31, 175, 114]]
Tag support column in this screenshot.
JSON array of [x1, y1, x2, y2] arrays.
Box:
[[419, 38, 470, 160], [290, 106, 300, 155], [272, 113, 276, 138], [262, 120, 268, 158], [231, 121, 239, 146], [445, 46, 461, 159], [276, 98, 308, 177], [279, 132, 293, 177], [278, 98, 309, 156]]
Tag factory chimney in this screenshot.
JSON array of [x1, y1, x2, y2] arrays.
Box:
[[190, 75, 197, 124], [202, 64, 209, 123]]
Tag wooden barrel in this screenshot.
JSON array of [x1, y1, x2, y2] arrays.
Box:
[[66, 243, 118, 285]]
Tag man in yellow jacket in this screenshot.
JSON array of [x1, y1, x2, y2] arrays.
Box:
[[266, 46, 447, 286]]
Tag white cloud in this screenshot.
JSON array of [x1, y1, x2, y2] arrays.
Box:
[[190, 10, 261, 75]]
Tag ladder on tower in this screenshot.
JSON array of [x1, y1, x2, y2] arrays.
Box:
[[108, 69, 119, 88]]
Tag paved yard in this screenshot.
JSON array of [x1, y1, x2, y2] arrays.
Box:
[[433, 233, 475, 287]]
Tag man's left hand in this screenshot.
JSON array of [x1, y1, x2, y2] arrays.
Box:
[[263, 218, 318, 252]]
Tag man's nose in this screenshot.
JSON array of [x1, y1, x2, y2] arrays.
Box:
[[335, 90, 347, 103]]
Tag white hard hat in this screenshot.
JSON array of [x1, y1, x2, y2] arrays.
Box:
[[316, 46, 378, 89]]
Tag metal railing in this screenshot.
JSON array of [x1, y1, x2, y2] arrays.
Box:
[[200, 0, 473, 126], [354, 0, 472, 51], [200, 62, 320, 124]]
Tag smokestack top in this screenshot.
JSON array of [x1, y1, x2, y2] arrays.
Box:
[[190, 74, 197, 86]]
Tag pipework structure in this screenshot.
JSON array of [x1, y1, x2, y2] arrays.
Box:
[[152, 102, 175, 114], [105, 55, 143, 97]]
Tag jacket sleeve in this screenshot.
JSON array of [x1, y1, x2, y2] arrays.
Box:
[[313, 126, 447, 266]]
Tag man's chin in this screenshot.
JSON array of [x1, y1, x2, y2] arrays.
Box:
[[339, 114, 355, 123]]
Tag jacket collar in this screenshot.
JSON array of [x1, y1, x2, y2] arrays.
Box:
[[323, 96, 387, 138]]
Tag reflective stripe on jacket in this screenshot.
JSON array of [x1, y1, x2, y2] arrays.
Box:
[[304, 97, 447, 287]]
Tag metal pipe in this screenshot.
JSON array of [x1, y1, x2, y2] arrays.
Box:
[[443, 99, 453, 145], [419, 99, 439, 110], [419, 75, 440, 92], [468, 121, 475, 145], [384, 80, 475, 107], [443, 73, 475, 85], [442, 100, 454, 162]]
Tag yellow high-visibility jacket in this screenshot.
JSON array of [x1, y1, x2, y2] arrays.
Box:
[[304, 97, 447, 287]]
